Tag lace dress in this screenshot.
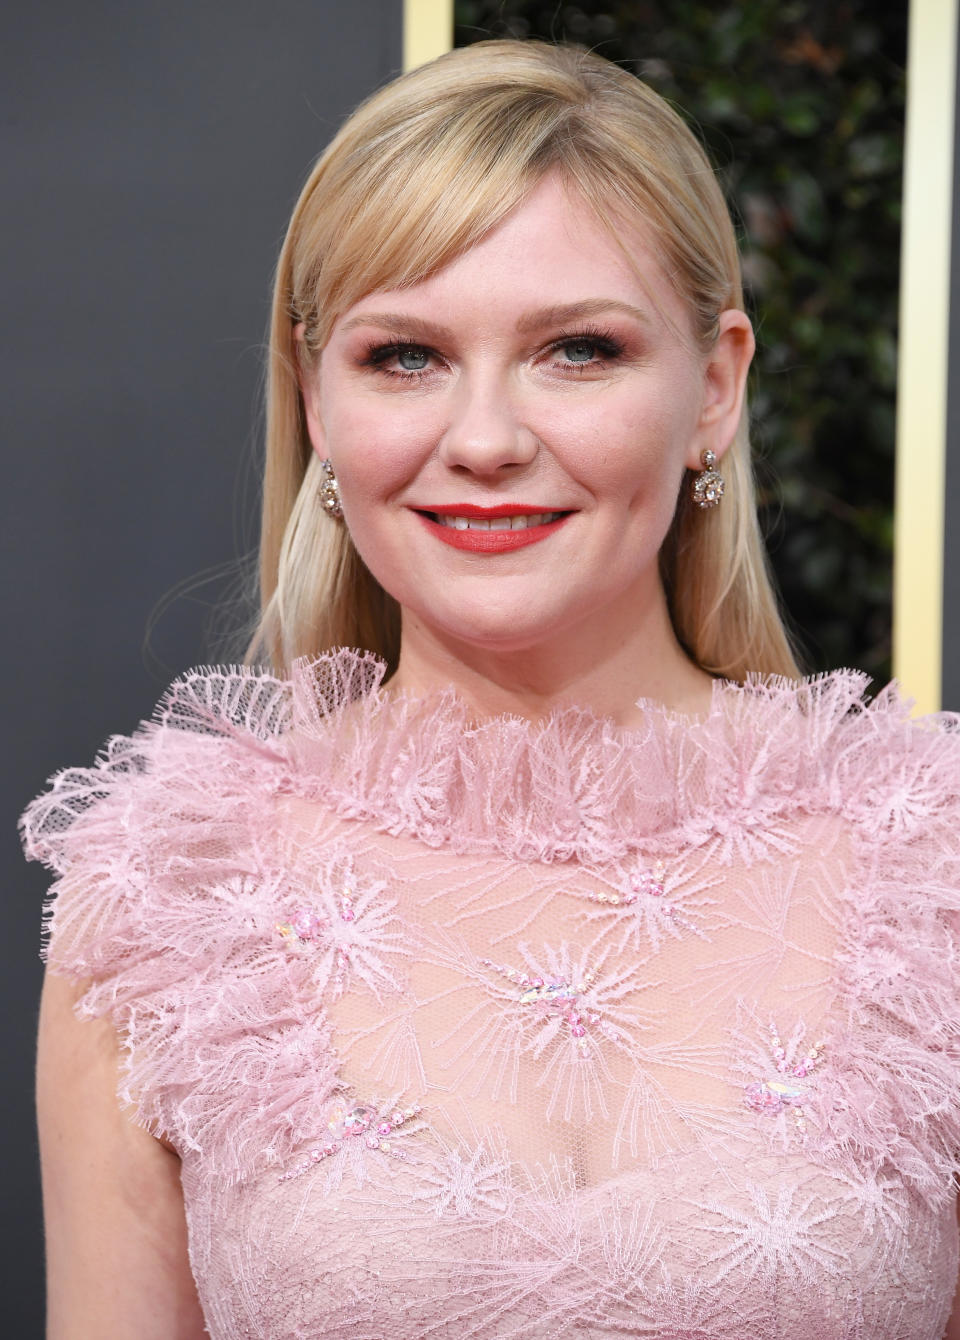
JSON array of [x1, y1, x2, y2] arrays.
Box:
[[20, 650, 960, 1339]]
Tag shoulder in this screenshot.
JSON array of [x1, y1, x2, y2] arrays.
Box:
[[703, 673, 960, 1204], [21, 663, 343, 1180], [19, 662, 301, 1000], [20, 663, 297, 877], [760, 676, 960, 1204], [710, 669, 960, 841]]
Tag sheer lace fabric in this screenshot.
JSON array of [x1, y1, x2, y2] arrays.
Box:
[[21, 651, 960, 1338]]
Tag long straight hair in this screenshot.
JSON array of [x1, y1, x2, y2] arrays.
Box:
[[247, 40, 799, 682]]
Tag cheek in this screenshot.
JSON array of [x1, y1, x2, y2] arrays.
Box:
[[554, 384, 695, 498], [323, 400, 439, 500]]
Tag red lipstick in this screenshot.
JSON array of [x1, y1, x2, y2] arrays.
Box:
[[413, 503, 573, 553]]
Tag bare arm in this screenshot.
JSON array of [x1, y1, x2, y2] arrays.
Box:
[[37, 972, 208, 1340], [944, 1194, 960, 1340]]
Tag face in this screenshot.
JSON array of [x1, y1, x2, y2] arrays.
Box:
[[300, 173, 752, 657]]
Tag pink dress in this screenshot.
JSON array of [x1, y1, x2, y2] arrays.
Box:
[[21, 650, 960, 1339]]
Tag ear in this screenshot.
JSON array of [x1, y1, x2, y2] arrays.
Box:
[[293, 320, 327, 457], [685, 310, 755, 470]]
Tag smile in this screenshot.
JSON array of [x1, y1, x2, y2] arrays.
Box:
[[432, 511, 566, 531], [414, 506, 574, 553]]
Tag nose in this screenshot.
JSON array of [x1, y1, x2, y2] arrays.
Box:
[[437, 373, 540, 475]]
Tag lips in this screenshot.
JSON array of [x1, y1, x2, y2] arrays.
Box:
[[434, 510, 566, 531], [413, 504, 574, 553]]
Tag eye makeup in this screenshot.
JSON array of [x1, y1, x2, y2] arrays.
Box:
[[357, 323, 628, 383]]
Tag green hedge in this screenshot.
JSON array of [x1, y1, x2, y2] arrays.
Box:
[[455, 1, 907, 683]]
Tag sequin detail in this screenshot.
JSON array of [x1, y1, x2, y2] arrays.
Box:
[[275, 892, 357, 944], [744, 1023, 826, 1134], [277, 1099, 423, 1183], [479, 956, 621, 1055], [273, 868, 408, 1002], [571, 860, 667, 907], [275, 900, 356, 990], [562, 859, 699, 933]]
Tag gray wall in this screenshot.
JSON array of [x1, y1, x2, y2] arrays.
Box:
[[3, 4, 402, 1330]]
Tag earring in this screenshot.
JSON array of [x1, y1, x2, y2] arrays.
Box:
[[318, 458, 343, 519], [691, 449, 724, 509]]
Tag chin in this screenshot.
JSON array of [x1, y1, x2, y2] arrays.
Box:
[[414, 601, 585, 656]]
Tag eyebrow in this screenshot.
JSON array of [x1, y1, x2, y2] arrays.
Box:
[[515, 299, 653, 334], [337, 299, 653, 340], [338, 312, 446, 340]]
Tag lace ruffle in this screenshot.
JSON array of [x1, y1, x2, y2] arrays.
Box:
[[22, 722, 339, 1182], [134, 650, 960, 863], [19, 649, 960, 1198]]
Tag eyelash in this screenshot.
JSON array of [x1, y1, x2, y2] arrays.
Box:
[[552, 326, 624, 371], [359, 325, 625, 381]]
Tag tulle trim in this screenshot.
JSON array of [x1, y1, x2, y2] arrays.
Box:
[[161, 649, 960, 862], [801, 835, 960, 1207], [19, 649, 960, 1194], [23, 649, 960, 869]]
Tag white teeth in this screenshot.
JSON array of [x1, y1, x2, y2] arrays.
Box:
[[435, 511, 564, 530]]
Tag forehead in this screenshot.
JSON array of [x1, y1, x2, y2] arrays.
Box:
[[335, 173, 690, 335]]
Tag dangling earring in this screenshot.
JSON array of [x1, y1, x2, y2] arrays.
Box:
[[691, 449, 724, 509], [318, 458, 343, 519]]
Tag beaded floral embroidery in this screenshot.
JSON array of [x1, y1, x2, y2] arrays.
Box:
[[562, 860, 674, 927], [581, 860, 668, 905], [479, 955, 622, 1056], [744, 1021, 826, 1135], [423, 938, 658, 1122], [565, 857, 719, 952], [278, 1098, 424, 1183], [273, 859, 408, 1000]]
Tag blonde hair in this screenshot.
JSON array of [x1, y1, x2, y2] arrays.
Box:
[[248, 39, 799, 681]]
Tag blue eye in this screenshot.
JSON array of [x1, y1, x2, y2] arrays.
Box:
[[562, 339, 598, 364], [361, 339, 439, 381]]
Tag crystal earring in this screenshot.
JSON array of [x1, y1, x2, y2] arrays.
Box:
[[318, 458, 343, 519], [691, 449, 724, 509]]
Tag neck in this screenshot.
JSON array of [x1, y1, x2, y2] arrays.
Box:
[[387, 581, 714, 727]]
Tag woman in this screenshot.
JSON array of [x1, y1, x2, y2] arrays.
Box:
[[24, 39, 960, 1339]]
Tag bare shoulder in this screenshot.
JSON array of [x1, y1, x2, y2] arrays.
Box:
[[37, 972, 207, 1340]]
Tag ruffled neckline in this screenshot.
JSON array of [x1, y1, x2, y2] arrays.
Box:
[[21, 648, 960, 1206], [152, 648, 957, 864]]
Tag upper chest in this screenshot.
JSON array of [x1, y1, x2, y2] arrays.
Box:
[[262, 802, 853, 1176]]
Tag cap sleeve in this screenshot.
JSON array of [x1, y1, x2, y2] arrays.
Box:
[[20, 669, 341, 1184], [805, 697, 960, 1206]]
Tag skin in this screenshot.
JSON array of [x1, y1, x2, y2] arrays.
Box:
[[39, 171, 960, 1334], [38, 974, 207, 1338], [302, 173, 753, 725]]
